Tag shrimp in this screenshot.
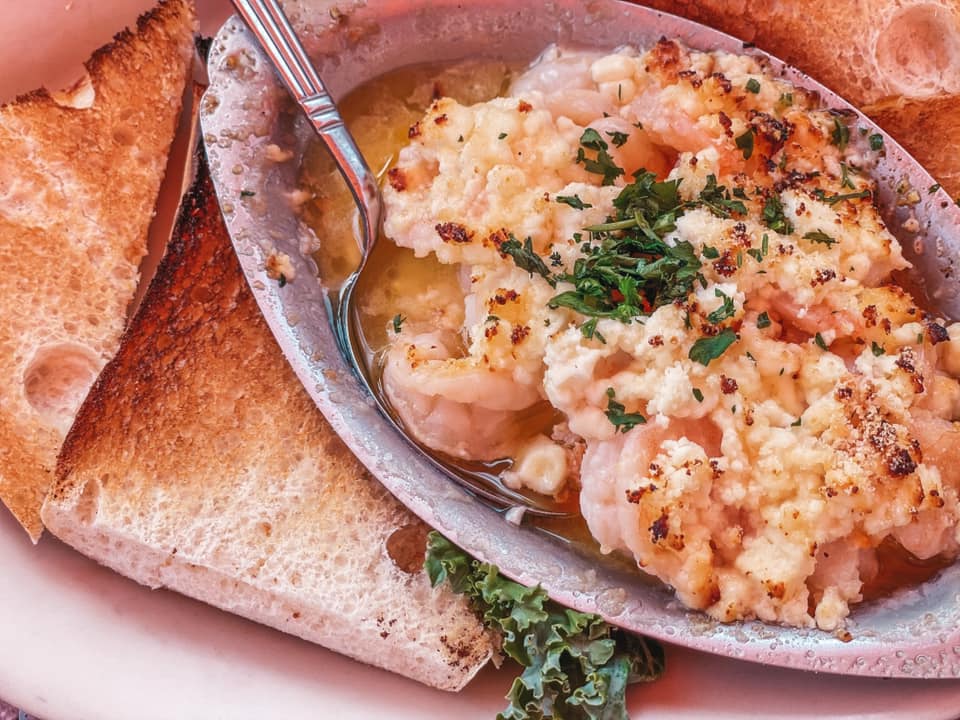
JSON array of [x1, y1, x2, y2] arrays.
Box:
[[509, 46, 616, 126], [382, 329, 543, 460], [891, 410, 960, 559], [579, 418, 725, 610], [586, 115, 673, 179]]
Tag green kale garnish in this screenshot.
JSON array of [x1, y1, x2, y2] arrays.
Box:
[[425, 533, 665, 720]]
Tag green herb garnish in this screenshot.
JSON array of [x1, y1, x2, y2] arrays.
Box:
[[576, 128, 625, 186], [814, 332, 828, 350], [698, 175, 748, 218], [803, 230, 838, 247], [581, 318, 606, 344], [868, 133, 884, 151], [556, 194, 593, 210], [762, 194, 794, 235], [831, 117, 850, 151], [814, 189, 872, 205], [605, 387, 647, 432], [501, 235, 555, 286], [871, 341, 885, 356], [757, 311, 771, 329], [607, 130, 630, 147], [425, 533, 665, 720], [548, 170, 701, 321], [735, 129, 755, 160], [706, 288, 736, 325], [392, 313, 405, 333], [689, 328, 738, 366], [692, 388, 704, 403], [745, 78, 761, 94]]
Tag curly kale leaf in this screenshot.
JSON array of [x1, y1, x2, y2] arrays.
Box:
[[426, 532, 665, 720]]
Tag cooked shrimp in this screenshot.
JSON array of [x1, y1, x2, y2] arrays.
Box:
[[579, 418, 728, 611], [509, 46, 615, 125], [586, 115, 673, 179], [382, 329, 543, 460]]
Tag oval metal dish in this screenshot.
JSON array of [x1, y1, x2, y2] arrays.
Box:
[[201, 0, 960, 679]]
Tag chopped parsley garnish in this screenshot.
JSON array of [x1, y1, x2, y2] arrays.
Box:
[[803, 229, 838, 247], [576, 128, 625, 186], [839, 162, 857, 189], [581, 318, 606, 344], [702, 245, 720, 259], [831, 117, 850, 151], [745, 78, 761, 93], [692, 388, 704, 403], [500, 234, 555, 286], [240, 189, 256, 197], [757, 311, 771, 329], [689, 328, 737, 366], [706, 288, 736, 325], [735, 129, 755, 160], [698, 175, 748, 218], [777, 92, 794, 108], [746, 232, 770, 264], [277, 273, 287, 288], [549, 251, 563, 267], [762, 194, 794, 235], [498, 132, 508, 139], [930, 183, 942, 194], [392, 313, 405, 333], [814, 189, 872, 205], [607, 129, 630, 147], [556, 194, 593, 210], [868, 133, 884, 151], [791, 417, 802, 427], [425, 532, 664, 720], [871, 341, 885, 356], [814, 332, 828, 350], [548, 170, 702, 322], [605, 387, 647, 432]]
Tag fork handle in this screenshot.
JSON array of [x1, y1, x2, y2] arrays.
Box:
[[230, 0, 380, 250]]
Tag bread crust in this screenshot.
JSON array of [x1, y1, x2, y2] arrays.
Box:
[[43, 157, 492, 691], [0, 0, 195, 539]]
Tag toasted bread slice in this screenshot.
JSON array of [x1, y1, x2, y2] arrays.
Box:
[[0, 0, 195, 540], [41, 159, 493, 691]]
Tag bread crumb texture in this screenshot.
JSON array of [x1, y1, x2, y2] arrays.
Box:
[[0, 0, 195, 540], [42, 167, 491, 691]]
